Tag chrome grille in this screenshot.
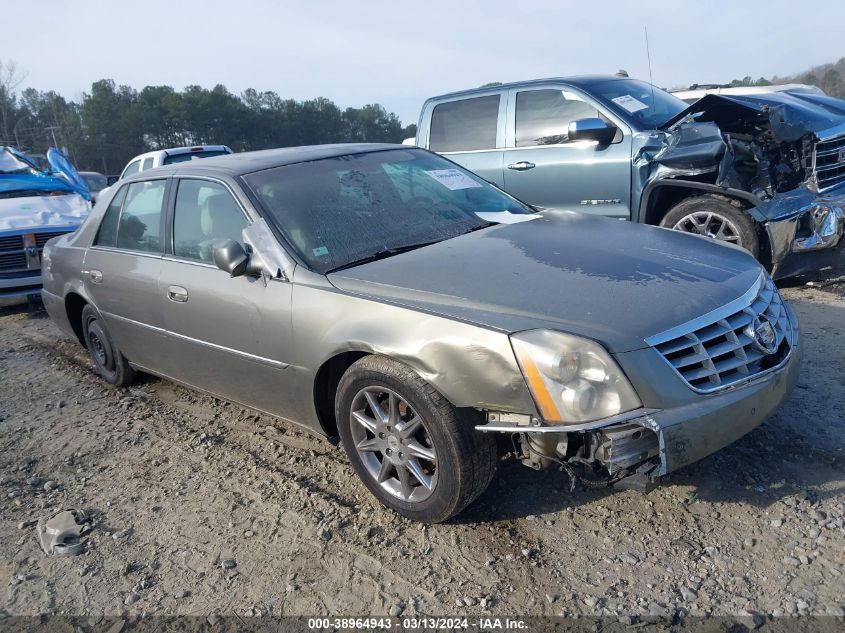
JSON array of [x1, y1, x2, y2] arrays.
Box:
[[0, 250, 28, 271], [814, 133, 845, 191], [648, 274, 793, 392], [0, 235, 23, 251], [0, 230, 71, 272]]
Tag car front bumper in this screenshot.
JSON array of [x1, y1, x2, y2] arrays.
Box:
[[0, 271, 43, 300], [633, 332, 801, 475], [764, 183, 845, 279], [476, 311, 802, 477]]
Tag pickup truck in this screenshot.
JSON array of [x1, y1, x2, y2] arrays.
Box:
[[414, 75, 845, 279]]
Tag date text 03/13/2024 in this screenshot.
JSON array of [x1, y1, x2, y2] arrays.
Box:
[[306, 617, 529, 630]]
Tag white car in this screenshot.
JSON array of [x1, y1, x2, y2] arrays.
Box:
[[118, 145, 233, 180], [670, 83, 824, 104]]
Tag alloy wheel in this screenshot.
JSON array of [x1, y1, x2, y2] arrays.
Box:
[[672, 211, 743, 247], [349, 387, 438, 502]]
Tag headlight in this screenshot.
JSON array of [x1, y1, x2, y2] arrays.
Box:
[[510, 329, 641, 424]]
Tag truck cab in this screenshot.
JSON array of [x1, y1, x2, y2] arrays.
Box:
[[415, 75, 845, 279], [415, 77, 646, 219]]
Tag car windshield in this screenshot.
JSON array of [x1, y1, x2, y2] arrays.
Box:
[[588, 78, 689, 129], [82, 173, 107, 190], [0, 147, 39, 175], [243, 148, 533, 274]]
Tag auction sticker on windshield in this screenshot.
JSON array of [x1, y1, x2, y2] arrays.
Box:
[[611, 94, 648, 113], [425, 169, 482, 190]]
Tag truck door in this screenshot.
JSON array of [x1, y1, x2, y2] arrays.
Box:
[[421, 92, 506, 188], [502, 87, 633, 219]]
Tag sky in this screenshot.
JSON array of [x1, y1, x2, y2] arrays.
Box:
[[4, 0, 844, 125]]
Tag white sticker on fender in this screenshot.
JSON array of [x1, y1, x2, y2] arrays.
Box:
[[424, 169, 483, 190]]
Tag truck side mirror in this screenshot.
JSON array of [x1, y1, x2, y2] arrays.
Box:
[[568, 118, 617, 144]]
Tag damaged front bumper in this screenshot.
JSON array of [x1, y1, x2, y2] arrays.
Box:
[[476, 314, 801, 479], [762, 182, 845, 279]]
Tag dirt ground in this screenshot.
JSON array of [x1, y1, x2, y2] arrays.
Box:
[[1, 269, 844, 626]]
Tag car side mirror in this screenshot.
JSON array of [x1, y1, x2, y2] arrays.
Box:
[[213, 239, 252, 277], [568, 118, 617, 144]]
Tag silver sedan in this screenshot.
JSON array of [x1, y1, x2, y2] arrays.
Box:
[[41, 144, 800, 522]]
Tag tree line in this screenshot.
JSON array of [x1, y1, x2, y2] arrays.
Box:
[[1, 64, 416, 175], [725, 57, 845, 98]]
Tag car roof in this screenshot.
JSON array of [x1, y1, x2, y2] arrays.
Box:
[[121, 143, 404, 180], [426, 74, 631, 101]]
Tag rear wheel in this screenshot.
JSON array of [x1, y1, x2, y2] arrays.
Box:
[[81, 304, 136, 387], [336, 355, 497, 523], [660, 195, 760, 258]]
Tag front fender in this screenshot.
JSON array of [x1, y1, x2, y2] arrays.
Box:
[[292, 279, 537, 416]]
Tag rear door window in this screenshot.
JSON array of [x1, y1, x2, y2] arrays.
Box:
[[116, 180, 167, 253], [429, 95, 500, 152], [515, 89, 600, 146], [94, 186, 128, 247]]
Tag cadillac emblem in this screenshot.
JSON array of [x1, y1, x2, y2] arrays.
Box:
[[747, 316, 778, 355]]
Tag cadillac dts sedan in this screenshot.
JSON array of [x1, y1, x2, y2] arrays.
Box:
[[41, 144, 800, 522]]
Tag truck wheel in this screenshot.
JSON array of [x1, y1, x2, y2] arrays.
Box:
[[660, 195, 759, 258], [81, 304, 137, 387], [335, 355, 497, 523]]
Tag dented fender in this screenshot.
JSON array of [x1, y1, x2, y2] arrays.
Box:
[[289, 268, 537, 432]]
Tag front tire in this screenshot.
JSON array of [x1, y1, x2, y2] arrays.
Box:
[[336, 355, 497, 523], [81, 304, 136, 387], [660, 195, 760, 258]]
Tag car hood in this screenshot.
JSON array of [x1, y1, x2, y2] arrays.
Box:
[[662, 91, 845, 141], [0, 193, 89, 233], [328, 212, 763, 353]]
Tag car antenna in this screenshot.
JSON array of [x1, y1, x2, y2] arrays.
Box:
[[644, 26, 656, 107]]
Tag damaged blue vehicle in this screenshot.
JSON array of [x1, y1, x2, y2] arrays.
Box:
[[415, 77, 845, 278], [0, 147, 91, 299]]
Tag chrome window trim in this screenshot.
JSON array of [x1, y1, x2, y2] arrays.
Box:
[[104, 311, 289, 369], [439, 148, 503, 156], [161, 255, 217, 270], [87, 246, 163, 260]]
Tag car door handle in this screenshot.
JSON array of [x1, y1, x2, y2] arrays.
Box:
[[507, 161, 535, 171], [167, 285, 189, 303], [89, 269, 103, 284]]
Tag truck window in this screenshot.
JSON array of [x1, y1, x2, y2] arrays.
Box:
[[515, 90, 599, 147], [122, 160, 141, 179], [429, 95, 500, 152]]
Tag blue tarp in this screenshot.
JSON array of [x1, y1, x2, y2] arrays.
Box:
[[0, 146, 91, 201]]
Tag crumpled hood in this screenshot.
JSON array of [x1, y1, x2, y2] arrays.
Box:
[[0, 172, 77, 197], [0, 193, 89, 232], [328, 212, 763, 353], [663, 91, 845, 141]]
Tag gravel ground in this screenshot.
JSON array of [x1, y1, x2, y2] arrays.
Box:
[[1, 272, 844, 625]]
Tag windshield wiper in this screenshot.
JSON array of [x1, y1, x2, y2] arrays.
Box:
[[327, 240, 441, 273], [462, 220, 496, 234]]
